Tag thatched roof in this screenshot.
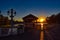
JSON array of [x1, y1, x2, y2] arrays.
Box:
[[22, 14, 38, 22]]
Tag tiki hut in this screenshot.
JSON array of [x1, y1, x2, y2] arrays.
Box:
[[22, 14, 38, 31]]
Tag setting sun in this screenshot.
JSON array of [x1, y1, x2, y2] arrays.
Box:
[[37, 16, 46, 22], [40, 18, 45, 22]]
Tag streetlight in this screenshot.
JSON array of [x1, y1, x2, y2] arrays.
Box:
[[0, 10, 1, 15], [7, 9, 16, 35]]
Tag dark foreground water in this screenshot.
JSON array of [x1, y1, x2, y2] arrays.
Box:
[[0, 29, 60, 40], [0, 24, 60, 40]]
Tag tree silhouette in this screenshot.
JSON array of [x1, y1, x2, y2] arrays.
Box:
[[46, 14, 55, 24], [46, 13, 60, 24]]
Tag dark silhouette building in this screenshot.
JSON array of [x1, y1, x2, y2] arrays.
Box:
[[22, 14, 38, 32], [0, 14, 9, 26]]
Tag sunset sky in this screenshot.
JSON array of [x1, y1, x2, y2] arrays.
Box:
[[0, 0, 60, 21]]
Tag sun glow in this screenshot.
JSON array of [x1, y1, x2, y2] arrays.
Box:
[[37, 16, 46, 22], [40, 18, 45, 22]]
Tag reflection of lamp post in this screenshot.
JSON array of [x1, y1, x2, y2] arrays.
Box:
[[7, 9, 16, 35]]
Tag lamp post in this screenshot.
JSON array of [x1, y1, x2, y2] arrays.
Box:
[[0, 11, 1, 15], [0, 10, 1, 26], [7, 9, 16, 35]]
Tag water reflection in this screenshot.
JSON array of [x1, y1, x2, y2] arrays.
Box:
[[40, 23, 44, 40], [40, 31, 44, 40], [40, 23, 44, 30]]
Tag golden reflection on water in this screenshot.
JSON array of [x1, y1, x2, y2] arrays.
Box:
[[40, 31, 44, 40], [40, 23, 44, 40], [41, 23, 43, 30]]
